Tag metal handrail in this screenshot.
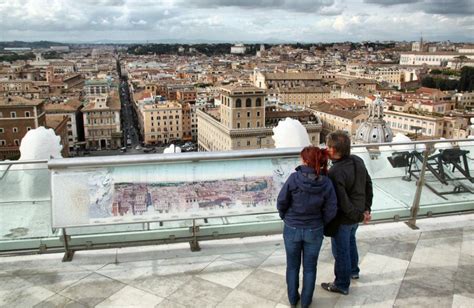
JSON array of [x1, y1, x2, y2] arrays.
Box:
[[47, 138, 474, 169], [0, 159, 48, 166]]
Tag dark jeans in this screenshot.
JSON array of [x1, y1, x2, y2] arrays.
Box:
[[283, 224, 324, 307], [331, 223, 360, 292]]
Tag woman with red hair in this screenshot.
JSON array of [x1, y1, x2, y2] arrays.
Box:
[[277, 146, 337, 308]]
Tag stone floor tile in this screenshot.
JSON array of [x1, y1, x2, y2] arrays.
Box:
[[236, 269, 286, 303], [197, 258, 254, 288], [0, 276, 55, 307], [411, 235, 462, 268], [130, 273, 193, 298], [395, 262, 456, 307], [95, 285, 164, 308], [167, 277, 232, 307], [155, 299, 187, 308], [20, 271, 92, 293], [59, 272, 126, 306], [97, 262, 157, 283], [220, 251, 272, 268], [33, 294, 87, 308], [258, 253, 287, 276], [452, 294, 474, 308], [335, 253, 409, 307], [217, 289, 277, 308]]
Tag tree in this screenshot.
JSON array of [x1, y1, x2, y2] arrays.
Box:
[[459, 66, 474, 92]]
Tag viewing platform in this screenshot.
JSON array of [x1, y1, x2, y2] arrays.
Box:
[[1, 139, 474, 306], [0, 215, 473, 307]]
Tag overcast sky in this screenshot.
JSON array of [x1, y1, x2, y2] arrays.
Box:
[[0, 0, 473, 43]]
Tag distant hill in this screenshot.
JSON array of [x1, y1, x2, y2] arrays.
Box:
[[0, 41, 66, 49]]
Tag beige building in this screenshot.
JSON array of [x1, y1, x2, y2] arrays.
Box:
[[82, 92, 122, 150], [139, 100, 183, 145], [84, 79, 110, 97], [454, 92, 474, 110], [384, 110, 444, 137], [399, 52, 474, 66], [197, 84, 321, 152], [309, 105, 367, 138], [254, 71, 335, 89], [44, 98, 83, 153], [278, 86, 331, 107]]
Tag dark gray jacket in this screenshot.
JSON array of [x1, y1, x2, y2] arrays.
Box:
[[328, 155, 373, 225]]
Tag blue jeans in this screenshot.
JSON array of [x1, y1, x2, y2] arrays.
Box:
[[331, 223, 360, 292], [283, 224, 324, 307]]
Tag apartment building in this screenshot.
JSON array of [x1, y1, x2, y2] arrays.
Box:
[[44, 98, 83, 153], [84, 79, 110, 97], [277, 86, 331, 107], [399, 52, 474, 66], [139, 100, 183, 145], [384, 110, 444, 137], [197, 84, 321, 152], [254, 71, 335, 89], [454, 92, 474, 110], [82, 92, 122, 150], [309, 104, 367, 138], [0, 96, 46, 159]]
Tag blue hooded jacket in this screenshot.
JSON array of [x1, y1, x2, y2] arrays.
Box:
[[277, 165, 338, 229]]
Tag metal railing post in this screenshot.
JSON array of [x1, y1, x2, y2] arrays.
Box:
[[189, 219, 201, 252], [61, 228, 75, 262], [406, 146, 430, 229]]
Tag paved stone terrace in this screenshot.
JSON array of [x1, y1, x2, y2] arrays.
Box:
[[0, 214, 473, 307]]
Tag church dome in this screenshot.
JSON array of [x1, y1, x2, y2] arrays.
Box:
[[355, 96, 393, 144]]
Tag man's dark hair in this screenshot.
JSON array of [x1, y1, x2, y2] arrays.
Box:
[[326, 130, 351, 158]]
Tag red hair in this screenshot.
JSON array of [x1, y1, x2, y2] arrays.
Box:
[[300, 146, 328, 176]]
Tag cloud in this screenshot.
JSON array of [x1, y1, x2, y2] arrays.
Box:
[[0, 0, 472, 42], [182, 0, 336, 13], [365, 0, 474, 15], [364, 0, 419, 5]]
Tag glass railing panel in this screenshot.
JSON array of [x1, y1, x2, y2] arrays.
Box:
[[416, 140, 474, 213], [351, 146, 414, 219], [0, 163, 55, 243], [0, 201, 55, 241], [0, 165, 50, 203]]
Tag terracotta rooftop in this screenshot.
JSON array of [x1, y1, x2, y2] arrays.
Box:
[[0, 96, 44, 107]]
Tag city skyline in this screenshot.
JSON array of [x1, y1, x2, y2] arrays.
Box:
[[1, 0, 473, 43]]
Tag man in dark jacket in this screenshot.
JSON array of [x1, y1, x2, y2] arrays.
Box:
[[321, 131, 373, 295]]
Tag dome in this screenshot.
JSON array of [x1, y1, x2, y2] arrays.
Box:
[[355, 96, 393, 144]]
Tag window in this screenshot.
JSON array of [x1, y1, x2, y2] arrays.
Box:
[[257, 111, 260, 117], [237, 122, 241, 128], [13, 127, 18, 133], [25, 111, 30, 117], [256, 98, 262, 107], [0, 128, 3, 133], [257, 121, 260, 127], [247, 122, 250, 128], [237, 112, 240, 118], [247, 140, 251, 146], [247, 112, 250, 117], [10, 112, 16, 118], [246, 98, 252, 107], [235, 99, 242, 108], [14, 139, 20, 146], [0, 140, 5, 146]]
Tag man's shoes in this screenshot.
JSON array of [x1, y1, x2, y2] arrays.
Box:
[[351, 274, 360, 279], [321, 282, 349, 295]]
